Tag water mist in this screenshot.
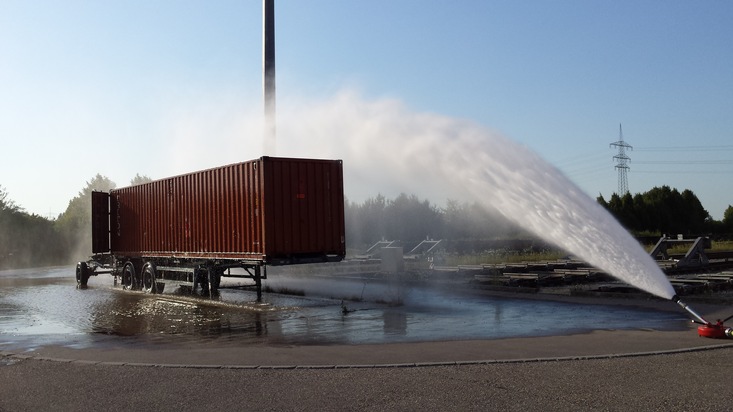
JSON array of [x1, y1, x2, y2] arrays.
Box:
[[278, 91, 677, 300]]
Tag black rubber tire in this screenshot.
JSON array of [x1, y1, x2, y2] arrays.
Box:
[[141, 263, 157, 294], [122, 263, 135, 290], [76, 262, 90, 287]]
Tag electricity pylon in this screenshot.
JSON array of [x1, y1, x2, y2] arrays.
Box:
[[610, 124, 632, 195]]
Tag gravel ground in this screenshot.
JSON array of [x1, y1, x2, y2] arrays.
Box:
[[1, 346, 731, 411]]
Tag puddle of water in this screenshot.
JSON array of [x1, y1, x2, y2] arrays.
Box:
[[0, 266, 686, 352]]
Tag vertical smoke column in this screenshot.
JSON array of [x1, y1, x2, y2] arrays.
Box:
[[263, 0, 276, 155]]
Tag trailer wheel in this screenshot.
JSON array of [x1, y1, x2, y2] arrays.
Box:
[[76, 262, 90, 288], [142, 263, 157, 294], [122, 263, 135, 290]]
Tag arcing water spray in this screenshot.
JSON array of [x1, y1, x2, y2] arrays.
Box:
[[281, 92, 729, 336]]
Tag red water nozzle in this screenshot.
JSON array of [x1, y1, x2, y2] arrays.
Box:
[[697, 321, 733, 339]]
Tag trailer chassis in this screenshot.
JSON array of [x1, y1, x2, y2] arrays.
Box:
[[76, 254, 268, 300]]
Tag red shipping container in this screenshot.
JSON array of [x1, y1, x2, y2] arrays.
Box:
[[92, 157, 345, 265]]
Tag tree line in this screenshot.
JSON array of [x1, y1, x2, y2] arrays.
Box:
[[0, 174, 150, 270], [345, 189, 733, 252], [1, 178, 731, 270], [344, 194, 526, 251], [597, 186, 733, 236]]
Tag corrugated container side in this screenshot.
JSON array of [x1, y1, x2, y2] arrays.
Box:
[[109, 157, 345, 263], [262, 157, 345, 259]]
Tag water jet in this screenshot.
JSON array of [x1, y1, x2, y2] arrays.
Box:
[[672, 294, 710, 325]]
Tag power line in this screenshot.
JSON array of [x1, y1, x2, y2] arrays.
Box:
[[554, 152, 608, 168], [635, 160, 733, 165], [634, 169, 733, 175], [635, 145, 733, 152]]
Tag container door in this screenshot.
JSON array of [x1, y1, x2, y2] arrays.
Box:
[[91, 191, 110, 253]]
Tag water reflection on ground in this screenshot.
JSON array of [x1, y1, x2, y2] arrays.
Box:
[[0, 266, 686, 352]]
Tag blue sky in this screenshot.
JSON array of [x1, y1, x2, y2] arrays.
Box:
[[1, 1, 731, 219]]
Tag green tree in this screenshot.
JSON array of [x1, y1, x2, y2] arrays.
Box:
[[130, 174, 152, 186], [631, 193, 650, 232], [442, 200, 516, 240], [0, 185, 20, 267], [679, 189, 710, 234], [598, 186, 711, 235], [596, 194, 608, 208], [0, 185, 66, 269], [723, 205, 733, 232], [0, 185, 19, 213], [344, 193, 527, 251], [344, 194, 387, 247], [383, 193, 443, 242], [55, 174, 116, 262], [603, 192, 641, 230]]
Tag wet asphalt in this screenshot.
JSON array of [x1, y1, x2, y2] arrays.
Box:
[[0, 266, 686, 352], [2, 266, 732, 410]]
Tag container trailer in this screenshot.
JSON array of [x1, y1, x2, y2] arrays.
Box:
[[76, 156, 345, 299]]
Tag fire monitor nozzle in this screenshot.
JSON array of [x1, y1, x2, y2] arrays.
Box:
[[672, 295, 710, 325]]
